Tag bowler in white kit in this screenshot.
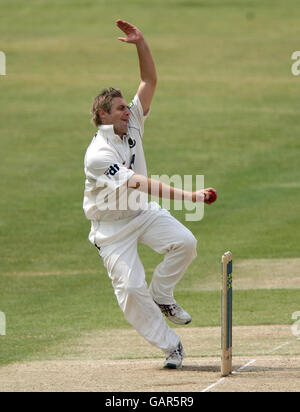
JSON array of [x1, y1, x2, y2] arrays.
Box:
[[83, 20, 217, 368]]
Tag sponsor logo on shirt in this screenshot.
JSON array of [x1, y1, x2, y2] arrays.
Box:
[[128, 137, 136, 148], [104, 164, 120, 178]]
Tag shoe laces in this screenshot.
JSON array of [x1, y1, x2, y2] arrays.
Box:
[[166, 343, 184, 360], [156, 303, 180, 317]]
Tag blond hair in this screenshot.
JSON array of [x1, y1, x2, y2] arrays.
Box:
[[90, 87, 123, 127]]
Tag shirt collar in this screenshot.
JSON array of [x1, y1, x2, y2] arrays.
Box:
[[98, 125, 127, 144]]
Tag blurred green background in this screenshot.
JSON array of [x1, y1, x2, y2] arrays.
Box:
[[0, 0, 299, 365]]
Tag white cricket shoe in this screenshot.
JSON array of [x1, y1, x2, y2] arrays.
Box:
[[164, 342, 185, 369], [155, 301, 192, 325]]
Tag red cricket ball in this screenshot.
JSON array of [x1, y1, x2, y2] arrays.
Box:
[[205, 189, 217, 204]]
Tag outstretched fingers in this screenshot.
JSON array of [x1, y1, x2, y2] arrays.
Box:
[[116, 19, 134, 34], [116, 19, 143, 44]]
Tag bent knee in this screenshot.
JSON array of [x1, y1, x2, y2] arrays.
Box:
[[182, 231, 197, 259], [115, 282, 148, 313], [122, 283, 148, 299]]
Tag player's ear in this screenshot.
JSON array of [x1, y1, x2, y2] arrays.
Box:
[[98, 109, 107, 122]]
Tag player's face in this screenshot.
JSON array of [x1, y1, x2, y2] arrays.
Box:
[[100, 97, 130, 137]]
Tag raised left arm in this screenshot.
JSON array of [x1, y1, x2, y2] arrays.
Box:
[[116, 20, 157, 115]]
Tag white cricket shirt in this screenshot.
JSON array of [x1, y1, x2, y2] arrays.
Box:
[[83, 94, 150, 243]]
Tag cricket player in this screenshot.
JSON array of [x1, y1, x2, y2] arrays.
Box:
[[83, 20, 217, 369]]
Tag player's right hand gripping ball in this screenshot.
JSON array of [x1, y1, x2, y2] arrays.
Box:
[[205, 189, 217, 205]]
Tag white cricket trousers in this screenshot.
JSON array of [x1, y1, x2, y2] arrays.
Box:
[[95, 206, 197, 354]]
